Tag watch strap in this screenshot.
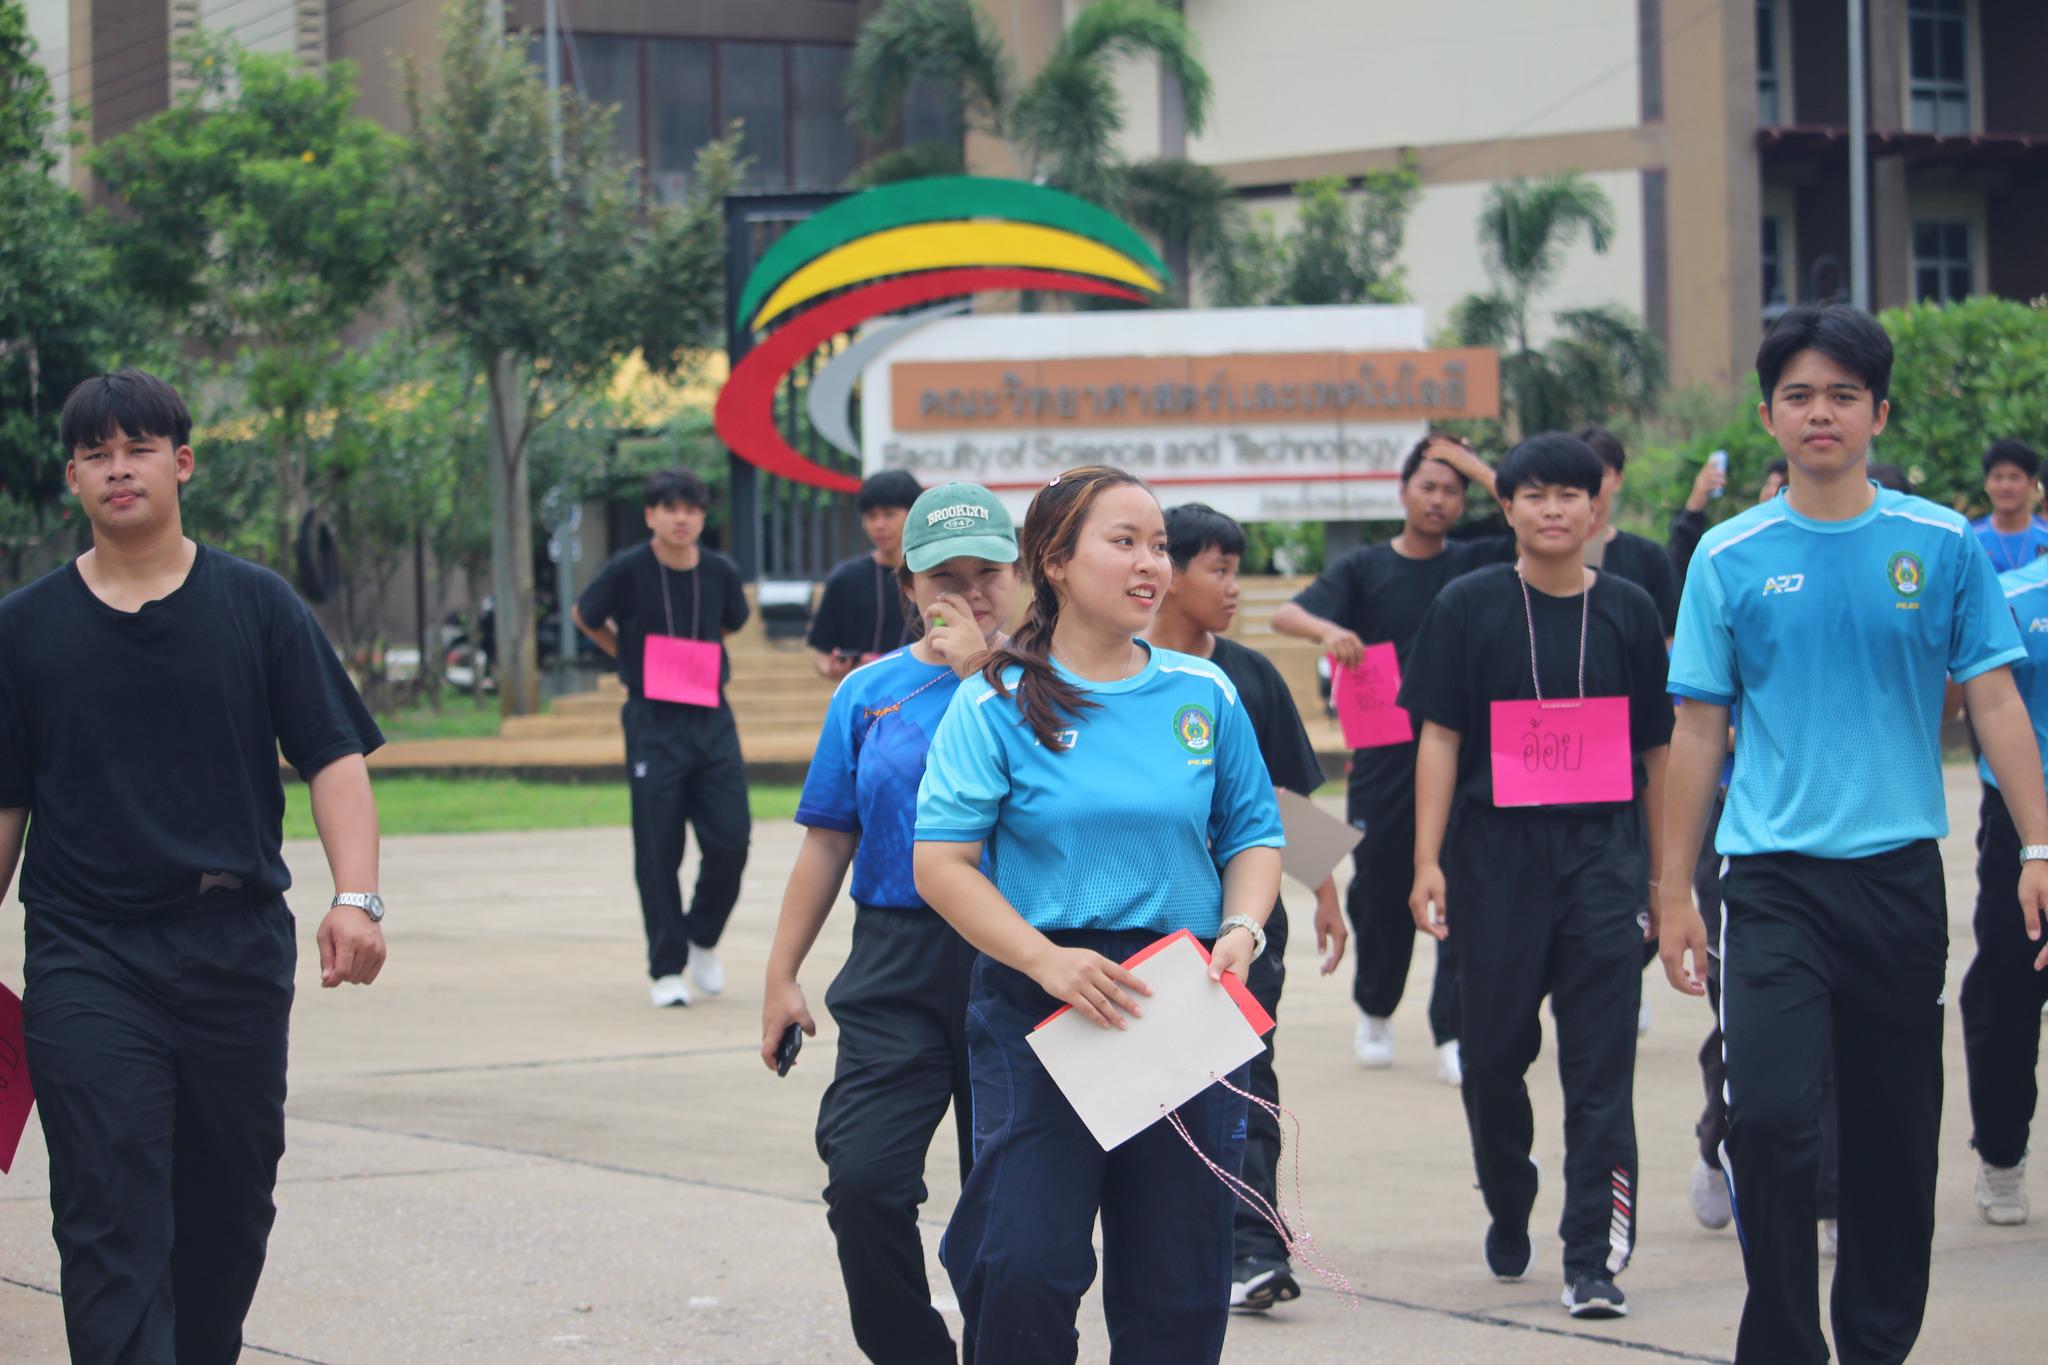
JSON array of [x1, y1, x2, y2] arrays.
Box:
[[332, 892, 384, 922], [1218, 914, 1267, 962], [2020, 845, 2048, 865]]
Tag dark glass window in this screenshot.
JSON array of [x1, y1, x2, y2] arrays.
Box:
[[1756, 1, 1780, 126], [792, 45, 857, 189], [1762, 216, 1786, 308], [721, 43, 788, 190], [647, 40, 714, 204], [1911, 219, 1972, 303], [1907, 0, 1970, 134]]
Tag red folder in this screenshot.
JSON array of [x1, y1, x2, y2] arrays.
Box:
[[0, 982, 34, 1174], [1033, 928, 1275, 1036]]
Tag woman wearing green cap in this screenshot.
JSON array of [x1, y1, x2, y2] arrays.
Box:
[[760, 481, 1021, 1365]]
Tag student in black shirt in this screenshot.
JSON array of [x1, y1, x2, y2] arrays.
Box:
[[1149, 504, 1348, 1316], [575, 469, 752, 1008], [1272, 435, 1508, 1081], [1401, 432, 1672, 1320], [0, 370, 387, 1364], [810, 470, 923, 679], [1573, 425, 1679, 638]]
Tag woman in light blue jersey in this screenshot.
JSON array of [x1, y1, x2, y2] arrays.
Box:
[[914, 466, 1285, 1364], [760, 482, 1020, 1365]]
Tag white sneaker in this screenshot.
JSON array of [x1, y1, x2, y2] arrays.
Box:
[[1689, 1156, 1732, 1230], [1637, 995, 1652, 1036], [649, 974, 693, 1008], [1435, 1039, 1463, 1086], [1976, 1157, 2030, 1226], [1820, 1218, 1838, 1257], [1353, 1011, 1393, 1068], [686, 947, 726, 997]]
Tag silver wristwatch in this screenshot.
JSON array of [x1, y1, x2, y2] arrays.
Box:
[[332, 892, 385, 923], [2021, 846, 2048, 866], [1217, 914, 1267, 961]]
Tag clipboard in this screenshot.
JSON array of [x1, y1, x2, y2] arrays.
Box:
[[1026, 930, 1271, 1151], [1275, 789, 1363, 888]]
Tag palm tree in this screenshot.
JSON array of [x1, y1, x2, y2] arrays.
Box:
[[845, 0, 1226, 300], [1450, 174, 1665, 434]]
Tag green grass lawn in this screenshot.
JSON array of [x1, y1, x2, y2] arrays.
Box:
[[369, 696, 513, 743], [284, 777, 802, 839]]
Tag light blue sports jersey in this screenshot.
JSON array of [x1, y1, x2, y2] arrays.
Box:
[[1669, 486, 2024, 859], [795, 647, 960, 909], [1979, 555, 2048, 790], [915, 643, 1285, 935], [1970, 515, 2048, 575]]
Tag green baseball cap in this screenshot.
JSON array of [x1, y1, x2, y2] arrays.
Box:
[[902, 482, 1019, 572]]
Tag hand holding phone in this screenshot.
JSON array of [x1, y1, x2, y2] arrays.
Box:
[[774, 1022, 804, 1077]]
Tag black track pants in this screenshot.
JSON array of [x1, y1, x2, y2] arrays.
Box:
[[622, 697, 751, 978], [1232, 904, 1290, 1266], [1963, 786, 2048, 1169], [1346, 776, 1457, 1044], [1720, 844, 1946, 1365], [23, 901, 294, 1365], [815, 905, 977, 1364], [1446, 803, 1644, 1281]]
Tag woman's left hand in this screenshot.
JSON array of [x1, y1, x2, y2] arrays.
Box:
[[1210, 924, 1257, 983]]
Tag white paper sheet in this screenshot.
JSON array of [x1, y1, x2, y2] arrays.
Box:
[[1275, 788, 1363, 888], [1026, 933, 1267, 1151]]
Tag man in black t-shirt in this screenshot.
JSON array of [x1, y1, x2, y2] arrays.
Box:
[[1150, 504, 1348, 1316], [1400, 433, 1671, 1320], [1573, 426, 1679, 639], [1272, 436, 1508, 1081], [575, 470, 752, 1008], [0, 370, 387, 1365], [809, 470, 922, 679]]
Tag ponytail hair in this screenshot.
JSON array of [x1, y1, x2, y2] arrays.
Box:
[[895, 563, 924, 641], [979, 466, 1151, 750]]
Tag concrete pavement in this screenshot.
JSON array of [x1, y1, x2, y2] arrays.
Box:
[[3, 766, 2045, 1362]]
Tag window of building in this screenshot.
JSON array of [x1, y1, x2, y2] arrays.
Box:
[[1912, 220, 1972, 302], [1907, 0, 1970, 135], [1762, 216, 1788, 313], [1756, 1, 1780, 126], [541, 35, 890, 201]]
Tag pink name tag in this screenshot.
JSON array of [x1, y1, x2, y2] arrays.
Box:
[[643, 635, 721, 707], [1332, 643, 1414, 748], [1489, 696, 1633, 807]]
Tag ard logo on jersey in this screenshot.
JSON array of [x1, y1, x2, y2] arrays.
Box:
[[1887, 551, 1925, 599], [1762, 573, 1805, 595], [1173, 703, 1215, 756], [2029, 617, 2048, 634]]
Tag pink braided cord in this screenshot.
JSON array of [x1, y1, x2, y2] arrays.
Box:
[[1164, 1071, 1358, 1308]]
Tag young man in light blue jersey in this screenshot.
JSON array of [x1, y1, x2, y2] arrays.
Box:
[[1962, 538, 2048, 1229], [1969, 439, 2048, 572], [1659, 304, 2048, 1365]]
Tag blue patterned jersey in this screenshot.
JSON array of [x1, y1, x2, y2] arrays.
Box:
[[1970, 515, 2048, 574], [915, 644, 1285, 935], [1670, 487, 2023, 859], [796, 648, 961, 909], [1980, 556, 2048, 791]]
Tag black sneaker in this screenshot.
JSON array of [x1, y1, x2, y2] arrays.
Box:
[[1229, 1257, 1301, 1312], [1561, 1269, 1628, 1319], [1483, 1223, 1533, 1282]]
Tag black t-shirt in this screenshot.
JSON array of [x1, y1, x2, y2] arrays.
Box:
[[577, 543, 750, 704], [1207, 635, 1324, 798], [1667, 507, 1707, 584], [1596, 528, 1680, 637], [1397, 564, 1674, 811], [0, 545, 383, 918], [1290, 536, 1511, 799], [807, 552, 907, 658]]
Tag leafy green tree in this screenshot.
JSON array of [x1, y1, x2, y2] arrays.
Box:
[[1208, 164, 1422, 307], [92, 34, 407, 569], [1875, 295, 2048, 512], [404, 0, 736, 715], [0, 0, 130, 588], [846, 0, 1229, 293], [1448, 173, 1665, 434]]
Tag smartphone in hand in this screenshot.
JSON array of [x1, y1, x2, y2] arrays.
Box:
[[774, 1023, 804, 1077]]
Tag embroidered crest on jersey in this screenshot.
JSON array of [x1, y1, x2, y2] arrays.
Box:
[[1887, 551, 1924, 598], [1173, 703, 1215, 755]]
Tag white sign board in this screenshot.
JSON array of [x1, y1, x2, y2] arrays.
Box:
[[859, 306, 1478, 524]]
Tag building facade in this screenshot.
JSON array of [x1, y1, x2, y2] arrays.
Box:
[[33, 0, 2048, 393]]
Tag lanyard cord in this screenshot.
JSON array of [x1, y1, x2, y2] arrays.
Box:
[[860, 667, 951, 741], [657, 559, 701, 638], [1517, 566, 1589, 702], [872, 557, 888, 656], [1993, 527, 2027, 574]]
